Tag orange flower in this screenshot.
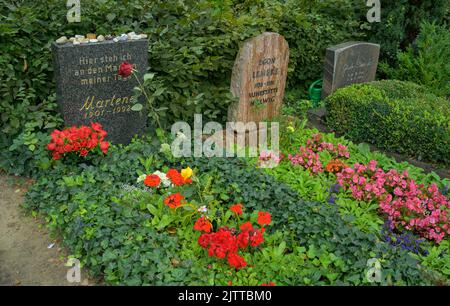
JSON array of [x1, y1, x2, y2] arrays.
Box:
[[230, 204, 243, 215], [166, 169, 192, 186], [164, 193, 184, 209], [144, 174, 161, 188], [325, 159, 348, 174]]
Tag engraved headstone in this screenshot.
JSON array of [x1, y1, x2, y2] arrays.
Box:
[[322, 41, 380, 98], [228, 32, 289, 125], [52, 39, 148, 144]]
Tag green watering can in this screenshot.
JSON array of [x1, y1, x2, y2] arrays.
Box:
[[308, 79, 323, 108]]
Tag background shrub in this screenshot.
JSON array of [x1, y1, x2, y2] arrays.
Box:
[[367, 0, 449, 66], [325, 80, 450, 165], [0, 0, 367, 169], [2, 0, 448, 175], [379, 22, 450, 97]]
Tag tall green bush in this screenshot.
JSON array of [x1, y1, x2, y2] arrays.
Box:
[[325, 80, 450, 165], [367, 0, 448, 66], [380, 22, 450, 97]]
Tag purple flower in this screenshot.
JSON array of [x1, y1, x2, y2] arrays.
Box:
[[329, 184, 342, 194], [380, 221, 428, 256], [327, 194, 336, 204]]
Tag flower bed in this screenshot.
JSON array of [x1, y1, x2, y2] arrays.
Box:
[[21, 123, 450, 285], [264, 121, 450, 283]]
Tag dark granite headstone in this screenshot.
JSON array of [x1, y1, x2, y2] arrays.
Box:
[[52, 39, 148, 144], [322, 41, 380, 98]]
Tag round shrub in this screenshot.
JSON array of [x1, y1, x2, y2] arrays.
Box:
[[325, 80, 450, 165]]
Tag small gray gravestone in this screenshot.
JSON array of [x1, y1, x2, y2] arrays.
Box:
[[321, 41, 380, 99], [52, 39, 148, 144], [228, 32, 289, 125]]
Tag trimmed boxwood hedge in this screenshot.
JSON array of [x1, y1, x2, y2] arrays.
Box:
[[325, 80, 450, 165]]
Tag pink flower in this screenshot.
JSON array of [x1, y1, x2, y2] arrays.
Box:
[[393, 187, 403, 197], [338, 160, 450, 244]]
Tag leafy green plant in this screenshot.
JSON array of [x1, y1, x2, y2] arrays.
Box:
[[379, 22, 450, 97], [367, 0, 448, 66], [282, 87, 313, 118]]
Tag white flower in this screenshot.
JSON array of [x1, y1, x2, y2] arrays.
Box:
[[153, 170, 172, 187], [198, 206, 208, 213], [137, 174, 147, 183]]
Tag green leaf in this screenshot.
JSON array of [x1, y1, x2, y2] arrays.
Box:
[[157, 215, 173, 230], [144, 73, 155, 82], [106, 13, 116, 22], [307, 245, 317, 258], [275, 241, 286, 257], [146, 204, 158, 216], [131, 103, 143, 111], [44, 122, 57, 129], [154, 88, 165, 96]]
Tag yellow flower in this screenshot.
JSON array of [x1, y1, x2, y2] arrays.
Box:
[[181, 167, 193, 180], [287, 126, 295, 133]]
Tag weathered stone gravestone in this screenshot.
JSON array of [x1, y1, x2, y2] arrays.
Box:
[[321, 41, 380, 98], [52, 39, 148, 144], [228, 32, 289, 125]]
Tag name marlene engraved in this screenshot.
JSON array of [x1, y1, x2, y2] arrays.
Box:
[[52, 39, 148, 144]]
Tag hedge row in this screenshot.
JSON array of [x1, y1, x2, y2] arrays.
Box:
[[0, 0, 366, 140], [325, 80, 450, 165], [2, 1, 448, 176]]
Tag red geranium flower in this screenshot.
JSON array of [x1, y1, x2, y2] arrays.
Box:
[[257, 211, 271, 226], [250, 229, 264, 247], [227, 253, 247, 270], [198, 234, 211, 249], [118, 61, 134, 78], [230, 204, 243, 215], [46, 123, 109, 160], [91, 122, 103, 132], [100, 141, 109, 154], [239, 222, 253, 232], [261, 282, 276, 286], [144, 174, 161, 188], [194, 217, 213, 233], [237, 231, 249, 249], [164, 192, 184, 209], [80, 149, 88, 156], [46, 143, 56, 151]]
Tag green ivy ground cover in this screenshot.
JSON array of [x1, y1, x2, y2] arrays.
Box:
[[23, 127, 448, 285]]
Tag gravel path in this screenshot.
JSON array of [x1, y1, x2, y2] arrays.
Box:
[[0, 174, 87, 286]]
